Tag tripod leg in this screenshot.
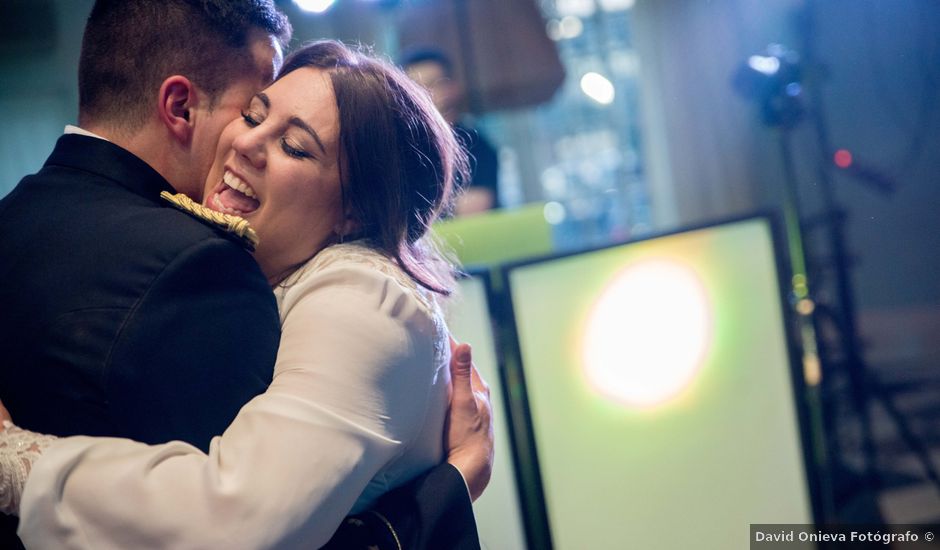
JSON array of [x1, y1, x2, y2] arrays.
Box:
[[867, 371, 940, 497]]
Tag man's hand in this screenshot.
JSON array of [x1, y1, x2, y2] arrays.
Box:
[[444, 338, 494, 501]]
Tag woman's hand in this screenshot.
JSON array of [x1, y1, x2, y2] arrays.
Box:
[[0, 400, 11, 426], [444, 339, 494, 502], [0, 401, 13, 432]]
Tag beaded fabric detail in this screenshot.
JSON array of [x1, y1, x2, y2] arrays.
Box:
[[0, 421, 58, 516]]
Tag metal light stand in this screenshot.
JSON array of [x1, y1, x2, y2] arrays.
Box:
[[736, 8, 940, 518], [794, 4, 940, 499]]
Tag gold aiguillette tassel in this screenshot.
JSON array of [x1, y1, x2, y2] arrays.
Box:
[[160, 191, 260, 250]]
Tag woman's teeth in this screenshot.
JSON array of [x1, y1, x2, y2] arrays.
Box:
[[223, 171, 257, 198], [209, 170, 261, 216]]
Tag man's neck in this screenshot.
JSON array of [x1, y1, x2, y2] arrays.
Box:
[[82, 121, 195, 199]]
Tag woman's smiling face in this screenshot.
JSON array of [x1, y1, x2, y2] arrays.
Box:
[[203, 67, 347, 284]]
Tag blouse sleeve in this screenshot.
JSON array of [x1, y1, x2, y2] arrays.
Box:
[[17, 260, 443, 550]]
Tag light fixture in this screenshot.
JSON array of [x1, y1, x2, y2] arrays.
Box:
[[556, 0, 596, 18], [599, 0, 636, 11], [293, 0, 336, 14], [580, 72, 615, 105], [747, 55, 781, 76], [733, 44, 803, 127]]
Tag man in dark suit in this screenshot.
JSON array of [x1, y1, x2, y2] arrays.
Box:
[[0, 1, 491, 548]]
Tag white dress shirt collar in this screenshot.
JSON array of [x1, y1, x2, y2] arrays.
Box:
[[64, 125, 109, 142]]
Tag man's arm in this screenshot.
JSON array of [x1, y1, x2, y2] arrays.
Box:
[[323, 343, 494, 549], [9, 264, 489, 549], [107, 238, 279, 450]]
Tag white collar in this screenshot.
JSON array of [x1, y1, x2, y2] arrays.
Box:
[[64, 125, 110, 142]]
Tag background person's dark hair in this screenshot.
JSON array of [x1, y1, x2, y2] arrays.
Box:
[[280, 40, 466, 296], [78, 0, 291, 130], [398, 46, 454, 78]]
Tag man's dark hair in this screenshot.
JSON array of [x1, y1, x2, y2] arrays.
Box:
[[398, 46, 454, 79], [78, 0, 291, 129]]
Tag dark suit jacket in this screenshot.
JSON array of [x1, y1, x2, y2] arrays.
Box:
[[0, 134, 478, 549]]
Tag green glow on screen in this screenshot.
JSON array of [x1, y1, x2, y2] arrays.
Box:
[[508, 218, 815, 549]]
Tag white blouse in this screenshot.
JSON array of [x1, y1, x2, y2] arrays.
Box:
[[17, 243, 451, 549]]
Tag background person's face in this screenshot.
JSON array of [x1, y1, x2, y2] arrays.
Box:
[[406, 60, 461, 124], [202, 67, 345, 284]]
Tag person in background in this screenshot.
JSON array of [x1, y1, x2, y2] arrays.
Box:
[[402, 47, 501, 216]]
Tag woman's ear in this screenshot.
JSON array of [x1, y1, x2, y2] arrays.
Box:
[[334, 214, 361, 240], [157, 75, 196, 145]]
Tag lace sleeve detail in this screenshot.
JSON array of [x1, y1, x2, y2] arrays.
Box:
[[0, 421, 58, 516]]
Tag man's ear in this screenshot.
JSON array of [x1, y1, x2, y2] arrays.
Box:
[[157, 75, 197, 145]]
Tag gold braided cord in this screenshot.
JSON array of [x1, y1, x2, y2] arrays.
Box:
[[160, 191, 259, 249]]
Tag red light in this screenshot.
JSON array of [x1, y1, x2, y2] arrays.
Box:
[[834, 149, 853, 169]]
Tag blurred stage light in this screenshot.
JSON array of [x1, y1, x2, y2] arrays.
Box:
[[556, 0, 596, 18], [580, 72, 615, 105], [599, 0, 636, 11], [581, 259, 711, 409], [559, 16, 583, 39], [543, 201, 567, 225], [834, 148, 853, 169], [785, 82, 802, 97], [293, 0, 336, 14], [547, 16, 584, 41], [734, 45, 803, 128], [747, 55, 781, 76]]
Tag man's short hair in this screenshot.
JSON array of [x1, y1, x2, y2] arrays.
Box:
[[398, 46, 454, 79], [78, 0, 292, 129]]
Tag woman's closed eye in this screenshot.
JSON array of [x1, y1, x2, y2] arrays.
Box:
[[281, 137, 312, 159], [241, 110, 263, 128]]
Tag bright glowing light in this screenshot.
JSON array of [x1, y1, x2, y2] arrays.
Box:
[[580, 72, 615, 105], [581, 260, 711, 409], [747, 55, 780, 76], [834, 149, 853, 169], [557, 0, 596, 17], [543, 202, 567, 225], [599, 0, 636, 10], [293, 0, 336, 13]]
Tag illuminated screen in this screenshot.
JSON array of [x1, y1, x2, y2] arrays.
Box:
[[447, 275, 527, 550], [433, 203, 554, 268], [505, 217, 816, 549]]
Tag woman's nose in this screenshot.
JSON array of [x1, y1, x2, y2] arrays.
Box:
[[231, 126, 266, 170]]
